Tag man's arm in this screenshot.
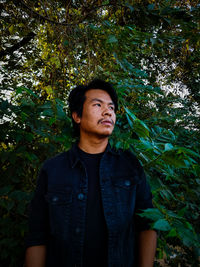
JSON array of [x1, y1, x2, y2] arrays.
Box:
[[138, 229, 157, 267], [25, 167, 48, 266], [25, 245, 46, 267]]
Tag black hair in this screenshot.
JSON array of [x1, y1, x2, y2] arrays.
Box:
[[68, 79, 118, 136]]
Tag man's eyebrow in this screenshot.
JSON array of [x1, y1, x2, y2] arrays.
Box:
[[90, 98, 114, 106]]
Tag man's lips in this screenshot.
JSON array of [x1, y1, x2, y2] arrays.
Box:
[[98, 119, 114, 125]]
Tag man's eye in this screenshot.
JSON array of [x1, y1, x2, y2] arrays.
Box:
[[109, 106, 114, 110], [94, 103, 101, 107]]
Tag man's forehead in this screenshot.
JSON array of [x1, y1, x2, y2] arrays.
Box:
[[85, 89, 113, 102]]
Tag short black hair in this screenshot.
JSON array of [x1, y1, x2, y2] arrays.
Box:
[[68, 79, 118, 136]]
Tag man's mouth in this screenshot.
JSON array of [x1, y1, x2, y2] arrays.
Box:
[[99, 119, 114, 125]]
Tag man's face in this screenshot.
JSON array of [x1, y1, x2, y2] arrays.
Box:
[[75, 89, 116, 138]]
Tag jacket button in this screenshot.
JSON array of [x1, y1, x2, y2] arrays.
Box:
[[75, 227, 81, 234], [124, 180, 131, 186], [52, 196, 58, 202], [77, 193, 84, 200]]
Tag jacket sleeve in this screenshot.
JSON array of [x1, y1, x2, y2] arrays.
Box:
[[134, 162, 154, 232], [25, 166, 49, 248]]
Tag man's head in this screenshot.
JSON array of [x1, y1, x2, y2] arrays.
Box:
[[69, 79, 118, 138]]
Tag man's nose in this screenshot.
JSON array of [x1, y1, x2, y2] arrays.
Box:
[[102, 106, 112, 116]]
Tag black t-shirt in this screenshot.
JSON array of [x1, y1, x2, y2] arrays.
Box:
[[78, 147, 108, 267]]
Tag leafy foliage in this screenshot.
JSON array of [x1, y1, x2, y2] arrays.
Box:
[[0, 0, 200, 266]]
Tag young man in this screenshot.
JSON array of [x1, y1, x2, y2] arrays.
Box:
[[25, 79, 157, 267]]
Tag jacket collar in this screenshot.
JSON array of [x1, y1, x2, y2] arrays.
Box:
[[69, 141, 119, 168]]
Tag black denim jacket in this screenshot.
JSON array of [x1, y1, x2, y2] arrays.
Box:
[[26, 143, 153, 267]]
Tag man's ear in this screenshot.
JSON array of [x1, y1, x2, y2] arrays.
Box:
[[72, 112, 81, 124]]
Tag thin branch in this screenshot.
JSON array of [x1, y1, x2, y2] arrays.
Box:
[[13, 0, 73, 26], [13, 0, 125, 27]]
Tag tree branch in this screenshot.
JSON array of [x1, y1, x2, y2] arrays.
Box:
[[13, 0, 125, 27], [13, 0, 73, 26]]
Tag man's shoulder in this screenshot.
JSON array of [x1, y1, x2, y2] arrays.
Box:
[[110, 146, 143, 171], [111, 145, 139, 161], [42, 148, 72, 169]]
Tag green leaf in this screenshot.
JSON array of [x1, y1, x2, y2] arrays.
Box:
[[124, 107, 137, 120], [24, 133, 34, 142], [150, 38, 156, 45], [177, 207, 186, 217], [160, 189, 174, 201], [177, 228, 198, 247], [196, 179, 200, 185], [0, 199, 14, 211], [63, 40, 69, 46], [10, 190, 29, 201], [153, 219, 171, 231], [167, 228, 177, 237], [16, 86, 38, 98], [56, 100, 66, 119], [138, 208, 164, 221], [125, 113, 133, 128], [177, 147, 200, 158], [122, 59, 135, 72], [148, 4, 155, 10], [107, 35, 118, 43], [140, 138, 153, 150], [103, 20, 111, 27], [164, 143, 174, 151], [161, 151, 187, 168], [21, 98, 35, 107], [185, 221, 193, 231], [40, 102, 52, 109], [41, 109, 54, 117], [0, 186, 13, 196], [49, 117, 56, 126], [124, 107, 150, 138], [165, 210, 182, 220]]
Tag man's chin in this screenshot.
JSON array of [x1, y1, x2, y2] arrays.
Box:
[[97, 131, 113, 138]]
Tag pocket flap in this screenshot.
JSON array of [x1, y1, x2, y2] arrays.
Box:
[[112, 176, 139, 189], [45, 190, 72, 204]]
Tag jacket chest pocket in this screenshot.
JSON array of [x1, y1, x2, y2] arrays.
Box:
[[45, 189, 72, 239], [112, 176, 138, 217]]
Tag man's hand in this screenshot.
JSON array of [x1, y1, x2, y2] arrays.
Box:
[[138, 230, 157, 267], [25, 245, 46, 267]]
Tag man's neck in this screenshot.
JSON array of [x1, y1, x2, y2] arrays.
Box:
[[78, 135, 108, 154]]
